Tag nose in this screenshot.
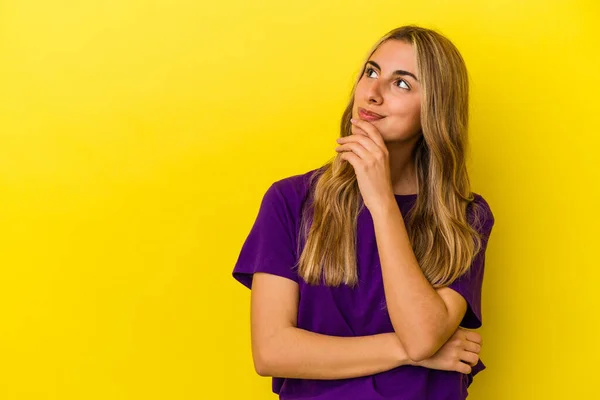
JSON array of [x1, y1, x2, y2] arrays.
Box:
[[366, 80, 383, 105]]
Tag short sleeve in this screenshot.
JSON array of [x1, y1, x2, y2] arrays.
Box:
[[232, 182, 300, 289], [447, 195, 495, 329]]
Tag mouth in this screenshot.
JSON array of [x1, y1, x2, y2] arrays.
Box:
[[358, 107, 385, 121]]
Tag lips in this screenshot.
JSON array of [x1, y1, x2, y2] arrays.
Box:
[[358, 107, 385, 121]]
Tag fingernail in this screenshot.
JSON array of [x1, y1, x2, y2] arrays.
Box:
[[350, 118, 355, 123]]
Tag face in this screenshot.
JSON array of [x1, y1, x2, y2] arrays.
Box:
[[352, 39, 422, 142]]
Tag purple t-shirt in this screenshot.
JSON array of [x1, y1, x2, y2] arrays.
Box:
[[232, 167, 495, 400]]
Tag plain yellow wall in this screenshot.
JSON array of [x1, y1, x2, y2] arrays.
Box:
[[1, 0, 598, 399]]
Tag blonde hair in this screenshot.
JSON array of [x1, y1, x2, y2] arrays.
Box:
[[295, 25, 487, 288]]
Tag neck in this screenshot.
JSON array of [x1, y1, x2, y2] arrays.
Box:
[[386, 135, 421, 195]]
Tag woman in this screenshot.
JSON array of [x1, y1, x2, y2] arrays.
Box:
[[232, 25, 495, 400]]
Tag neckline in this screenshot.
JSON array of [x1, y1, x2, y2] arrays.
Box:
[[394, 193, 418, 198]]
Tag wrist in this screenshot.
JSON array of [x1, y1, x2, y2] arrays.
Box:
[[370, 196, 398, 221]]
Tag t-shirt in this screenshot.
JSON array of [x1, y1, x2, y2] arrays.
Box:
[[232, 167, 495, 400]]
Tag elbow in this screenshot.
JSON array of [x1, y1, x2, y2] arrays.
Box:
[[252, 326, 293, 377], [253, 349, 271, 377], [398, 334, 438, 363], [391, 319, 444, 362], [254, 361, 271, 377], [406, 345, 435, 363], [252, 342, 275, 377]]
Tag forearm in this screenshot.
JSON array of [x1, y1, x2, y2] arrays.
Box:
[[371, 199, 448, 360], [257, 326, 414, 379]]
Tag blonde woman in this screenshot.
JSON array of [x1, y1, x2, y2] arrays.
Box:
[[232, 25, 495, 400]]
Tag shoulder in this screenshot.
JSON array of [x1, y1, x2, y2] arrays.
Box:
[[467, 192, 495, 238], [256, 166, 324, 230], [269, 166, 324, 206]]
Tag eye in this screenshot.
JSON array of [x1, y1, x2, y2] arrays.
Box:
[[365, 67, 377, 78], [364, 67, 411, 91], [395, 80, 410, 90]]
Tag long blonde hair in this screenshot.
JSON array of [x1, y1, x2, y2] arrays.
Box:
[[295, 25, 488, 288]]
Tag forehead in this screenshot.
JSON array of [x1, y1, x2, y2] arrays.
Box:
[[368, 40, 418, 78]]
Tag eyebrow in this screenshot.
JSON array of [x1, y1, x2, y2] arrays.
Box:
[[365, 60, 419, 82]]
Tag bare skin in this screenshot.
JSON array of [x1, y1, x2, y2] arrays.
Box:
[[351, 39, 422, 195], [251, 273, 482, 379]]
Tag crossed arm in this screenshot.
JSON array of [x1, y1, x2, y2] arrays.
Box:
[[249, 272, 472, 380], [370, 200, 470, 362]]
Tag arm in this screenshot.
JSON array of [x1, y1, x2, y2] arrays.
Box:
[[370, 199, 468, 362], [251, 272, 414, 379]]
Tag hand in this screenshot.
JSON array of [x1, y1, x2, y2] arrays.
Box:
[[409, 327, 483, 375], [335, 118, 394, 211]]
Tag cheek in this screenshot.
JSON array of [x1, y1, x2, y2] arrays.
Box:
[[382, 109, 421, 133], [388, 110, 418, 125], [393, 102, 421, 124]]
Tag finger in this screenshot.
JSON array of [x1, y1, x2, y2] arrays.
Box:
[[455, 361, 472, 375], [337, 134, 380, 155], [460, 350, 479, 367], [335, 142, 370, 161], [350, 118, 386, 150], [338, 149, 362, 169], [351, 119, 383, 147], [463, 340, 482, 355], [351, 124, 369, 137], [464, 330, 482, 346]]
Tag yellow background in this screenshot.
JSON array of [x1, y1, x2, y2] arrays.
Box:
[[1, 0, 598, 399]]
